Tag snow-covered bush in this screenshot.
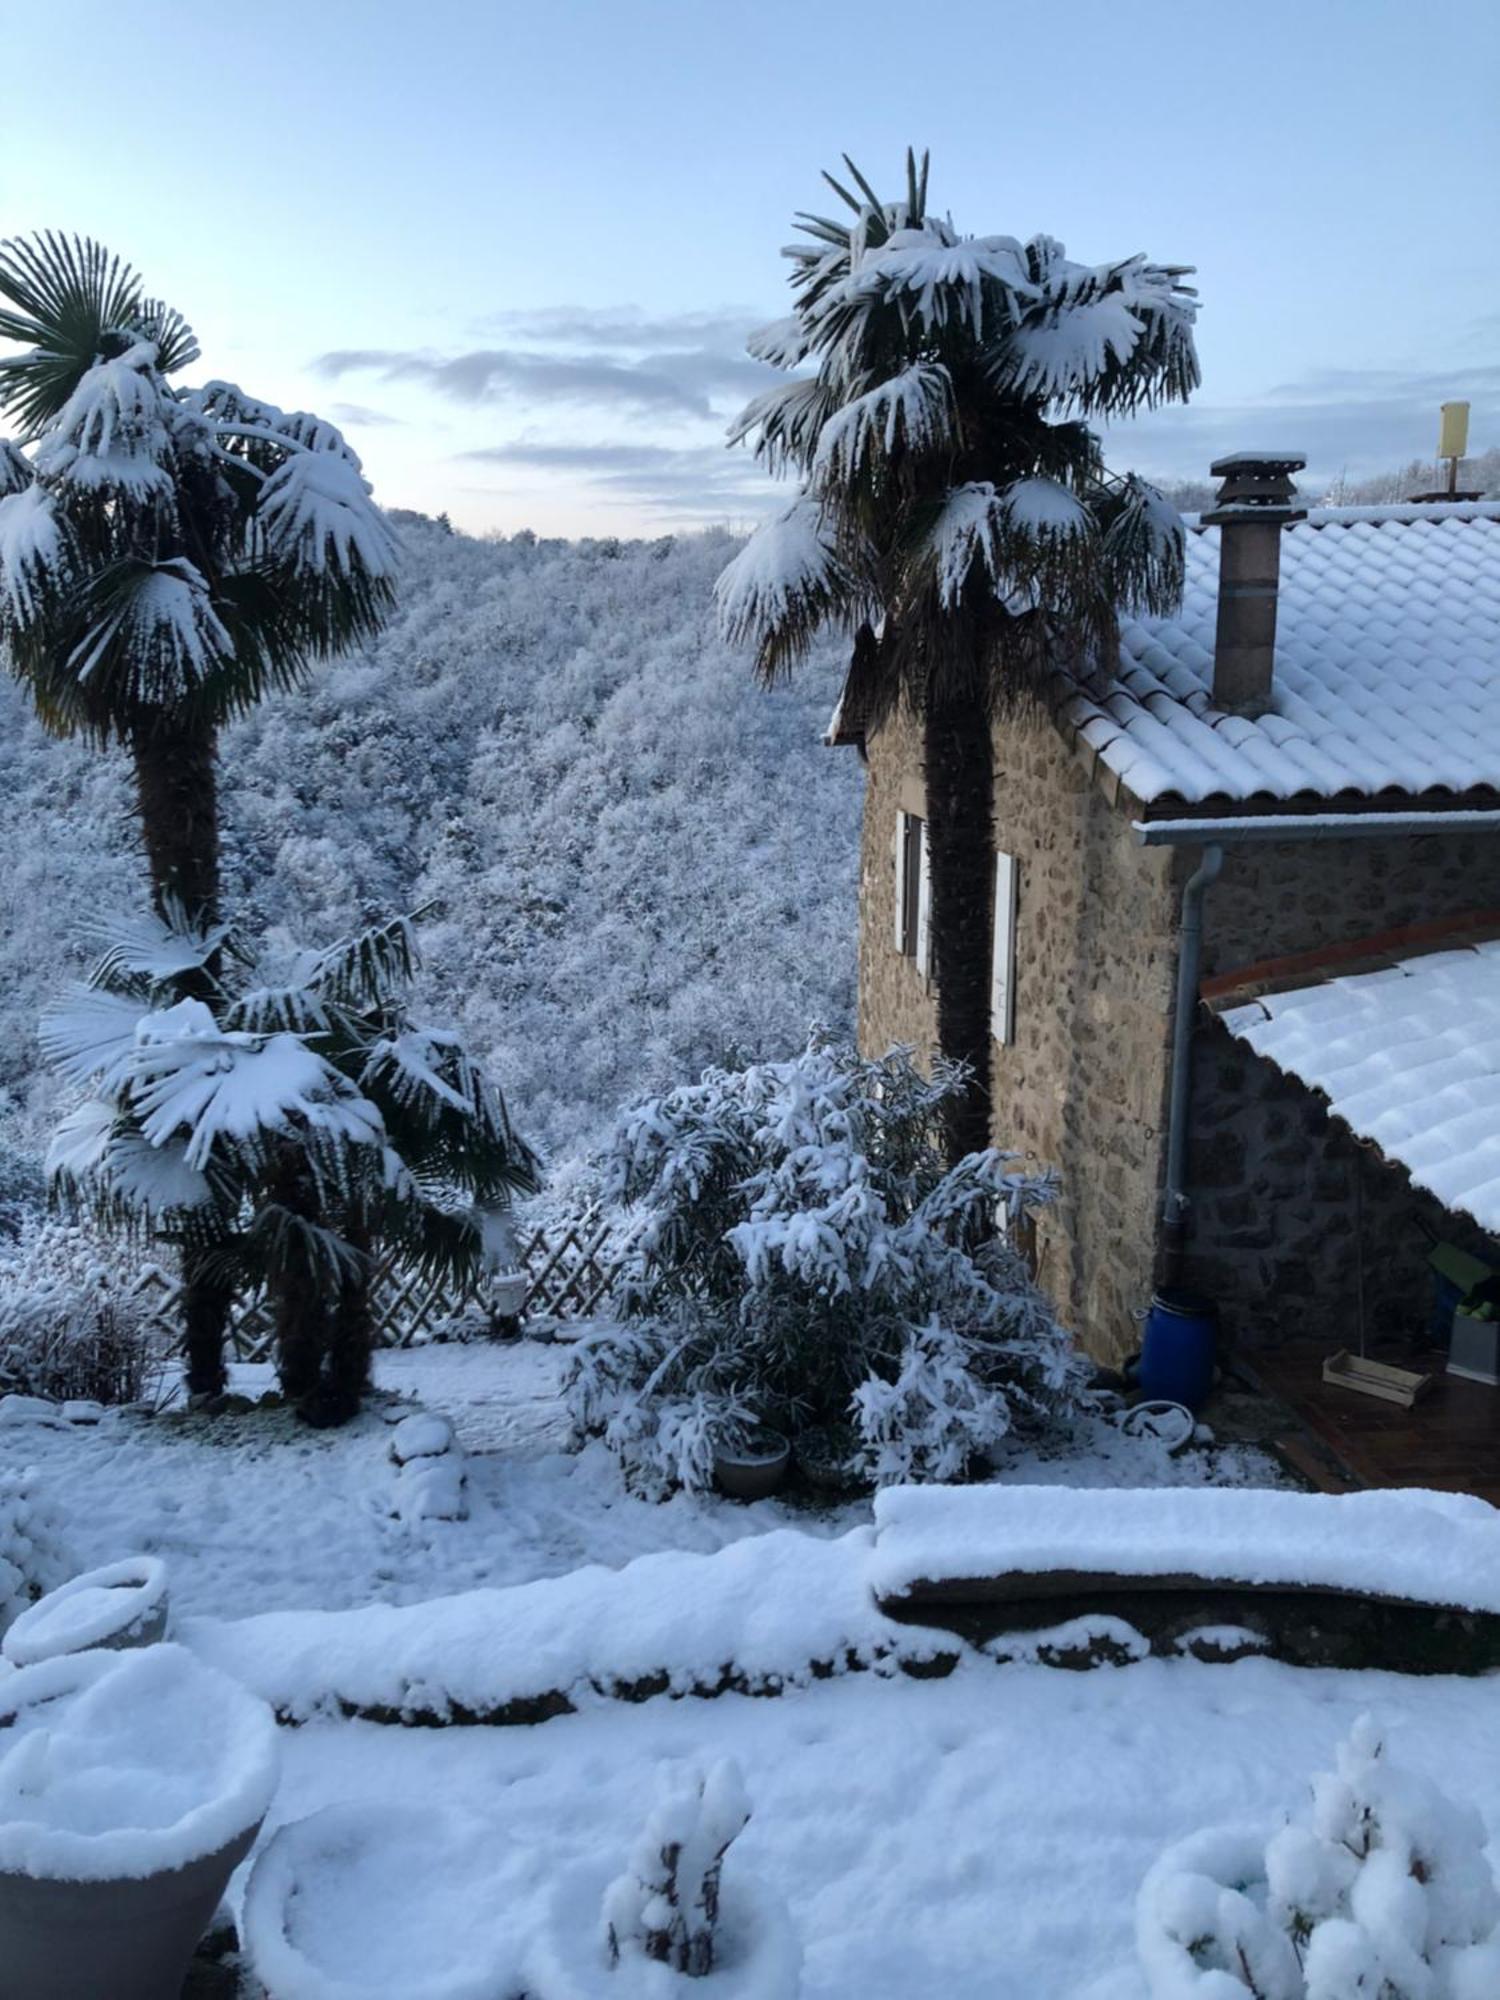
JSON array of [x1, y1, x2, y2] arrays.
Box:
[[604, 1760, 751, 1977], [0, 1134, 43, 1241], [565, 1041, 1080, 1494], [1137, 1716, 1500, 1998], [0, 1218, 161, 1404], [0, 1468, 73, 1639]]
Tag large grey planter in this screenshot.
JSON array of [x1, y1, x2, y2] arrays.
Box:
[[0, 1814, 261, 2000], [0, 1644, 279, 2000], [2, 1555, 170, 1668]]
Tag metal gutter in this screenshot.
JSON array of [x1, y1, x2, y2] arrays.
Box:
[[1135, 809, 1500, 848], [1142, 807, 1500, 1285]]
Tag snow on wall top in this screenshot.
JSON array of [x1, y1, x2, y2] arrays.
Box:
[[869, 1483, 1500, 1612], [1219, 935, 1500, 1235], [1066, 502, 1500, 806]]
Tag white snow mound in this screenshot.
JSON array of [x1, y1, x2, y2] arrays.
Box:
[[0, 1642, 278, 1880]]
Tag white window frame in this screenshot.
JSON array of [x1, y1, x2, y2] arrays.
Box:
[[990, 850, 1018, 1044], [915, 824, 932, 978]]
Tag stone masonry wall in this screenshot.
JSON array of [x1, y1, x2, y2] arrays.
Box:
[[857, 704, 1180, 1362], [1183, 1023, 1497, 1353], [1183, 831, 1500, 1350], [1199, 832, 1500, 981]]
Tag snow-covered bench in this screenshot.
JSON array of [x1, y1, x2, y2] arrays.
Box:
[[869, 1485, 1500, 1673]]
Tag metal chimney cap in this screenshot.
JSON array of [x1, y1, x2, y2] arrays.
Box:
[[1209, 450, 1308, 476], [1202, 451, 1308, 527]]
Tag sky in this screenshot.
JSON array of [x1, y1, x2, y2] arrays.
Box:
[[2, 0, 1496, 537]]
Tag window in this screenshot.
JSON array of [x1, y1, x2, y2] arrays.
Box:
[[991, 851, 1018, 1044], [893, 810, 931, 974]]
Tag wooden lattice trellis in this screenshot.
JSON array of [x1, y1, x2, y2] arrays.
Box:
[[130, 1209, 648, 1361]]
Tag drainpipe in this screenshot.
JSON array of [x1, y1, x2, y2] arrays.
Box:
[[1159, 843, 1223, 1285]]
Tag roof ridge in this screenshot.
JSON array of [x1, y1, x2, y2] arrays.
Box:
[[1186, 500, 1500, 534]]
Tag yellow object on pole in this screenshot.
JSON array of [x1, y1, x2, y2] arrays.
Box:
[[1438, 401, 1471, 461]]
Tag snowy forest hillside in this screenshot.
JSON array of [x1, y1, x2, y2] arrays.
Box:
[[0, 519, 861, 1177]]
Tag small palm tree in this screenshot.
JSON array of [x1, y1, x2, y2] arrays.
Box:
[[44, 908, 539, 1424], [718, 152, 1198, 1161], [0, 234, 399, 1389]]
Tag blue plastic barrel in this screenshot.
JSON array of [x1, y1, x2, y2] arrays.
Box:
[[1138, 1290, 1218, 1412]]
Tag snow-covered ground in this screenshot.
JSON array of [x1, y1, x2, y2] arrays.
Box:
[[2, 1341, 1283, 1621], [11, 1341, 1500, 1997], [260, 1653, 1500, 1999]]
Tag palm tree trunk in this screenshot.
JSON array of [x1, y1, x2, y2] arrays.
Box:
[[323, 1219, 374, 1427], [130, 710, 222, 945], [924, 685, 995, 1165], [267, 1153, 328, 1415], [131, 709, 229, 1389], [181, 1258, 233, 1399]]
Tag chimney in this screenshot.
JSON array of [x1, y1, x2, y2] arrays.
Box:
[[1201, 452, 1307, 718]]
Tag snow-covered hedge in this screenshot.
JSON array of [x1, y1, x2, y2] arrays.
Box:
[[0, 1467, 73, 1639], [1137, 1716, 1500, 1998], [0, 1220, 161, 1405], [565, 1042, 1081, 1495]]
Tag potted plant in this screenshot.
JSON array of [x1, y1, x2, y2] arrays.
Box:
[[242, 1800, 523, 2000], [1449, 1285, 1500, 1386], [711, 1423, 791, 1502], [526, 1761, 800, 1999], [792, 1423, 870, 1496], [2, 1555, 169, 1668], [0, 1642, 279, 2000]]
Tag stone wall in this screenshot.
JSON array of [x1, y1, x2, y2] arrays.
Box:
[[1183, 831, 1500, 1349], [1199, 832, 1500, 980], [857, 703, 1180, 1362], [1182, 1022, 1497, 1353]]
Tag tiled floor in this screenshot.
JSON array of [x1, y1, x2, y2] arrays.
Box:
[[1245, 1342, 1500, 1505]]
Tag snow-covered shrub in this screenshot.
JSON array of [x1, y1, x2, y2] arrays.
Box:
[[0, 1219, 161, 1404], [0, 1468, 74, 1639], [1137, 1716, 1500, 1998], [604, 1760, 751, 1977], [0, 1134, 44, 1241], [566, 1040, 1080, 1494]]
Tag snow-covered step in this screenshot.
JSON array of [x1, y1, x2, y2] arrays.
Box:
[[870, 1484, 1500, 1673]]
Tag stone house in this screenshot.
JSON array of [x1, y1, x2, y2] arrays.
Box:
[[835, 458, 1500, 1364]]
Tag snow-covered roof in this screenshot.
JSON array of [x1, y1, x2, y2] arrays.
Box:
[[1065, 501, 1500, 809], [1218, 932, 1500, 1235]]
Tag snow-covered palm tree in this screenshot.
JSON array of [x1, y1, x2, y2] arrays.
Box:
[[0, 235, 397, 936], [43, 908, 539, 1424], [0, 233, 399, 1390], [718, 152, 1198, 1161]]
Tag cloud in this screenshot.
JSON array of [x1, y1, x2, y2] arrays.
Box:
[[313, 331, 776, 422], [473, 305, 764, 352], [459, 439, 783, 518], [329, 401, 403, 429], [1106, 358, 1500, 493]]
